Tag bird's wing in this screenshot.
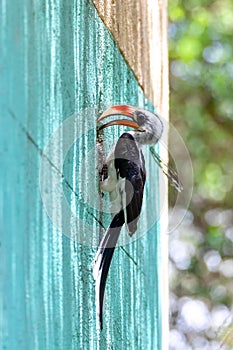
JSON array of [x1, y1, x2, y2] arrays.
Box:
[[93, 210, 124, 330], [115, 132, 146, 236], [93, 132, 146, 329]]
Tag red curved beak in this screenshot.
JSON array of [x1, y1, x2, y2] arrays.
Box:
[[97, 105, 140, 130]]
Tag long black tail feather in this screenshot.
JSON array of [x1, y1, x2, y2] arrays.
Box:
[[93, 210, 125, 330]]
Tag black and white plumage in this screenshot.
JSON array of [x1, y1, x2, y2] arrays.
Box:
[[93, 105, 163, 330]]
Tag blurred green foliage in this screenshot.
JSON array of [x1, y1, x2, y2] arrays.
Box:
[[169, 0, 233, 209], [169, 0, 233, 348]]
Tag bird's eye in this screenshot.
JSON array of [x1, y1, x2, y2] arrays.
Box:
[[137, 113, 145, 119], [136, 112, 146, 125]]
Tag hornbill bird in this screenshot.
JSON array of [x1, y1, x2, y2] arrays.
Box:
[[93, 105, 177, 330]]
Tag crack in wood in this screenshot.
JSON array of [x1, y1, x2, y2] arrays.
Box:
[[8, 109, 105, 230]]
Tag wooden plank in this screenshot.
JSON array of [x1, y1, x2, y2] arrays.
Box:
[[91, 0, 169, 116], [0, 0, 168, 349]]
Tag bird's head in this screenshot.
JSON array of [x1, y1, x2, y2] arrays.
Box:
[[97, 105, 163, 145]]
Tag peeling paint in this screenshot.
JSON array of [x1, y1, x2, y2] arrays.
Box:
[[0, 0, 165, 349]]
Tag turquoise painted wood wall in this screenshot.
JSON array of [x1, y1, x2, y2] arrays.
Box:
[[1, 1, 162, 349]]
